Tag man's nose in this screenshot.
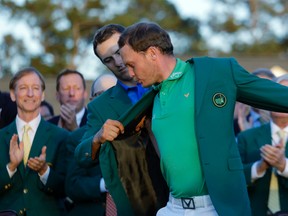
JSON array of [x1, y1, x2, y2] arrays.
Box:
[[128, 68, 135, 77], [114, 55, 123, 66], [27, 87, 34, 96], [69, 88, 75, 96]]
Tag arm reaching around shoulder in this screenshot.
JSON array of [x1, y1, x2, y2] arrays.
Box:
[[91, 119, 124, 160]]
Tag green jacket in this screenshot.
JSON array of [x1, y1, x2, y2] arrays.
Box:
[[237, 123, 288, 216], [75, 83, 168, 216], [65, 126, 105, 216], [76, 57, 288, 216], [0, 119, 68, 216]]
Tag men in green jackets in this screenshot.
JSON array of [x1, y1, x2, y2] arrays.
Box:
[[0, 67, 68, 216], [75, 24, 168, 216], [237, 74, 288, 216], [115, 22, 288, 216]]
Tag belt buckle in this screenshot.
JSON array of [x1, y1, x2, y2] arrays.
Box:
[[181, 197, 195, 209]]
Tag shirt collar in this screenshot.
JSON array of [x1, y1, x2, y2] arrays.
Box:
[[76, 107, 85, 126], [16, 114, 41, 133], [270, 121, 288, 135], [152, 58, 186, 91], [118, 80, 139, 91], [270, 121, 288, 145]]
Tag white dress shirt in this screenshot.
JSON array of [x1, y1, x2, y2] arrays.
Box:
[[76, 107, 85, 126]]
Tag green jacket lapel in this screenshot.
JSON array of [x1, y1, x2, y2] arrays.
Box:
[[29, 119, 49, 159], [187, 57, 210, 116], [109, 83, 132, 116]]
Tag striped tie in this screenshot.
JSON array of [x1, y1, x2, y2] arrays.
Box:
[[106, 192, 117, 216], [23, 125, 32, 166]]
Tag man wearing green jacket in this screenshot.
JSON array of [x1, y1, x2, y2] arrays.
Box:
[[115, 22, 288, 216], [237, 74, 288, 216], [0, 67, 68, 216]]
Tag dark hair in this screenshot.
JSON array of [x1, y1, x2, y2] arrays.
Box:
[[41, 100, 54, 116], [118, 22, 173, 55], [56, 69, 86, 91], [92, 24, 125, 59], [9, 67, 46, 91]]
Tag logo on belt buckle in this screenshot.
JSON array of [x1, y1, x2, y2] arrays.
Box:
[[181, 198, 195, 209]]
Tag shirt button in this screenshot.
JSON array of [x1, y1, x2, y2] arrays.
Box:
[[23, 188, 28, 194], [85, 152, 90, 157]]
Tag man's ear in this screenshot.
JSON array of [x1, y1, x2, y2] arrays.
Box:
[[147, 46, 157, 60], [84, 90, 88, 100], [41, 92, 45, 102], [10, 90, 16, 102], [56, 91, 60, 102]]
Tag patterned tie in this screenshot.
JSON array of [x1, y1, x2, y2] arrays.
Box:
[[106, 192, 117, 216], [22, 124, 32, 166], [268, 130, 285, 213]]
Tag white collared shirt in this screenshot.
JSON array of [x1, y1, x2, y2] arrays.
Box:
[[251, 121, 288, 181], [271, 122, 288, 146], [16, 114, 41, 143], [76, 107, 85, 126]]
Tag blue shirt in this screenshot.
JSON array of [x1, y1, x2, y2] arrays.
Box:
[[118, 81, 149, 104]]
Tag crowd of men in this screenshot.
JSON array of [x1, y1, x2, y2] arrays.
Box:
[[1, 21, 288, 216]]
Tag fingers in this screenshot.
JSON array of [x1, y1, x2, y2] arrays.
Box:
[[60, 104, 76, 122], [100, 119, 124, 142], [27, 157, 46, 172], [27, 146, 47, 172], [135, 116, 146, 132], [10, 134, 18, 146], [261, 144, 285, 167], [9, 134, 23, 168]]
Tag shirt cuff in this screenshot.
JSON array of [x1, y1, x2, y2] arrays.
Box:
[[277, 158, 288, 178], [6, 164, 17, 178], [38, 166, 50, 185], [100, 178, 107, 192], [251, 161, 266, 181]]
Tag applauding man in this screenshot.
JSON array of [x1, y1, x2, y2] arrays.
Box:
[[0, 67, 69, 216]]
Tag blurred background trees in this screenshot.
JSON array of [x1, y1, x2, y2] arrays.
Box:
[[0, 0, 287, 78]]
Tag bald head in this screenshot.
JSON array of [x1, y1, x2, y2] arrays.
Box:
[[90, 74, 117, 99]]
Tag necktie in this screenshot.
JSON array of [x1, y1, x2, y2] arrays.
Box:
[[106, 192, 117, 216], [22, 125, 32, 166], [278, 130, 286, 147], [268, 130, 285, 213]]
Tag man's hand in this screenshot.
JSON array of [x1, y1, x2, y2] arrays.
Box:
[[91, 119, 124, 159], [8, 134, 24, 171], [93, 119, 124, 144], [261, 142, 286, 172], [59, 104, 78, 131], [256, 158, 270, 175], [27, 146, 48, 175]]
